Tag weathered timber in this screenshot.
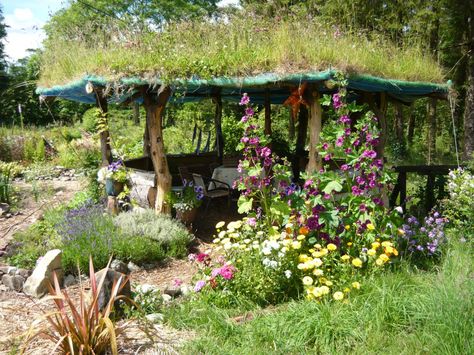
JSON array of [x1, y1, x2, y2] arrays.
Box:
[[264, 89, 272, 136], [427, 98, 437, 164], [306, 88, 322, 174], [142, 87, 172, 214], [95, 88, 112, 166], [394, 102, 405, 149], [212, 94, 224, 164]]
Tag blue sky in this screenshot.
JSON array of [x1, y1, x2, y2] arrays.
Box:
[[1, 0, 239, 62]]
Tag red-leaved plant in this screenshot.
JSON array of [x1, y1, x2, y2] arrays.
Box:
[[22, 257, 131, 354]]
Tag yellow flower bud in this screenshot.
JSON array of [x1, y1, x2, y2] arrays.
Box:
[[352, 258, 363, 268], [327, 243, 337, 251]]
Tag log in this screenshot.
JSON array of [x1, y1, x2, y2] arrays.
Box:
[[95, 89, 112, 166], [212, 94, 224, 164], [306, 88, 322, 174], [427, 98, 437, 164], [142, 87, 172, 215]]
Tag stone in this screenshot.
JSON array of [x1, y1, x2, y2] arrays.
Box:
[[145, 313, 164, 324], [0, 203, 9, 216], [180, 285, 191, 296], [0, 266, 8, 275], [2, 274, 25, 292], [63, 274, 76, 288], [16, 268, 31, 278], [110, 259, 129, 274], [127, 261, 140, 273], [161, 294, 172, 303], [135, 284, 159, 294], [23, 249, 63, 298], [95, 269, 131, 311], [163, 286, 182, 298], [7, 266, 17, 275]]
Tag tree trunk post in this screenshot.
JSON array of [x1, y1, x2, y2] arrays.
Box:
[[95, 89, 112, 167], [407, 103, 415, 144], [394, 102, 405, 148], [142, 86, 172, 215], [264, 88, 272, 137], [133, 102, 140, 125], [427, 98, 437, 164], [212, 93, 224, 164], [306, 88, 322, 174], [374, 93, 388, 159]]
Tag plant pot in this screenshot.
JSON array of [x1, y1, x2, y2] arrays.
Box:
[[105, 179, 124, 196], [176, 207, 198, 225]]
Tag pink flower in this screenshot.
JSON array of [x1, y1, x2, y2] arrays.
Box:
[[194, 280, 206, 292], [336, 136, 344, 147], [245, 107, 255, 116], [339, 115, 351, 124], [240, 93, 250, 106], [173, 278, 183, 287], [260, 146, 271, 157], [322, 143, 329, 150], [333, 93, 343, 110], [341, 164, 350, 171], [196, 253, 209, 263], [247, 217, 257, 227]]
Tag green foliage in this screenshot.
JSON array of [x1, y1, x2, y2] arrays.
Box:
[[113, 209, 192, 257], [222, 115, 243, 155], [166, 238, 474, 354], [0, 161, 21, 203]]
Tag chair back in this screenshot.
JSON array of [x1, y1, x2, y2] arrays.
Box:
[[192, 173, 208, 194]]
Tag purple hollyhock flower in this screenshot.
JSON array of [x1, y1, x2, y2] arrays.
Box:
[[355, 176, 365, 185], [322, 143, 329, 150], [307, 216, 320, 230], [241, 115, 249, 123], [245, 107, 255, 116], [304, 179, 313, 188], [247, 217, 256, 227], [336, 136, 344, 147], [339, 115, 351, 124], [359, 203, 367, 212], [260, 146, 271, 157], [362, 150, 377, 159], [344, 128, 352, 136], [341, 164, 350, 171], [333, 93, 343, 109], [249, 137, 260, 145], [354, 139, 361, 146], [324, 154, 332, 161], [194, 280, 206, 292], [240, 93, 250, 106], [352, 186, 362, 196]]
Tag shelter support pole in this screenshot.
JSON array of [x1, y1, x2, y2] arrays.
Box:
[[142, 87, 172, 215], [143, 112, 151, 156], [306, 88, 322, 174], [427, 98, 437, 164], [295, 105, 309, 179], [95, 89, 112, 167], [394, 102, 405, 151], [212, 93, 224, 164], [407, 103, 415, 144], [264, 89, 272, 137]]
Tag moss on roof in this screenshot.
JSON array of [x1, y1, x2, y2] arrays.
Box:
[[38, 16, 445, 88]]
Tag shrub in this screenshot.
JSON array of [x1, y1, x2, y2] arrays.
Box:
[[442, 168, 474, 239], [113, 209, 193, 257], [113, 234, 165, 264], [0, 161, 21, 203]]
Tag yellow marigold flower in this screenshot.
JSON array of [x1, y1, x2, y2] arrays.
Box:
[[347, 242, 353, 246], [312, 251, 323, 258], [345, 225, 351, 230], [311, 258, 323, 268], [314, 244, 322, 249], [320, 248, 329, 256], [309, 248, 315, 253], [343, 287, 351, 293], [306, 286, 316, 295], [298, 254, 309, 262], [393, 248, 399, 256], [397, 228, 405, 236], [381, 241, 392, 248], [297, 263, 306, 270], [325, 280, 333, 286], [371, 241, 380, 249], [299, 226, 309, 236], [366, 223, 375, 231], [379, 254, 390, 262], [302, 276, 314, 286], [385, 246, 394, 255], [292, 241, 302, 249], [215, 221, 226, 229], [327, 243, 337, 251], [341, 255, 351, 261], [320, 285, 330, 295], [352, 281, 361, 289], [375, 258, 384, 266], [352, 258, 363, 268], [333, 291, 344, 301], [297, 234, 306, 241], [367, 249, 376, 256], [319, 277, 327, 284], [313, 269, 324, 276]]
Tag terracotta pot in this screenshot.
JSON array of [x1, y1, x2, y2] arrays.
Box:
[[176, 207, 198, 225], [105, 179, 124, 196]]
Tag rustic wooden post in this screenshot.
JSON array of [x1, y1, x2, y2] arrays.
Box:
[[94, 89, 112, 166], [142, 86, 172, 215], [394, 102, 405, 150], [427, 98, 437, 164], [295, 105, 309, 178], [407, 103, 415, 144], [133, 102, 140, 125], [375, 93, 388, 159], [143, 111, 151, 156], [306, 88, 322, 174], [264, 88, 272, 136], [212, 93, 224, 164]]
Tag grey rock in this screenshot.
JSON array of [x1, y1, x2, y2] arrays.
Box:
[[16, 268, 31, 278], [0, 203, 9, 216], [7, 266, 17, 275], [63, 274, 76, 288], [161, 294, 172, 303], [0, 266, 9, 274], [163, 286, 182, 298], [2, 274, 25, 292], [180, 285, 191, 296], [95, 268, 131, 311], [111, 259, 129, 274], [135, 284, 159, 294], [145, 313, 164, 323], [127, 261, 140, 273], [23, 249, 63, 298]]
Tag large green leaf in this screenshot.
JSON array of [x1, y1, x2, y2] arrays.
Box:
[[237, 196, 253, 214], [323, 180, 343, 194]]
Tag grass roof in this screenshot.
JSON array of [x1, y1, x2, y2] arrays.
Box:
[[38, 16, 446, 88]]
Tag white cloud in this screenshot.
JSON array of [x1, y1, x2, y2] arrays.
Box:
[[4, 7, 45, 61]]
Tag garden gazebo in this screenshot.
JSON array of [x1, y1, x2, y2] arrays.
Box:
[[35, 18, 451, 214]]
